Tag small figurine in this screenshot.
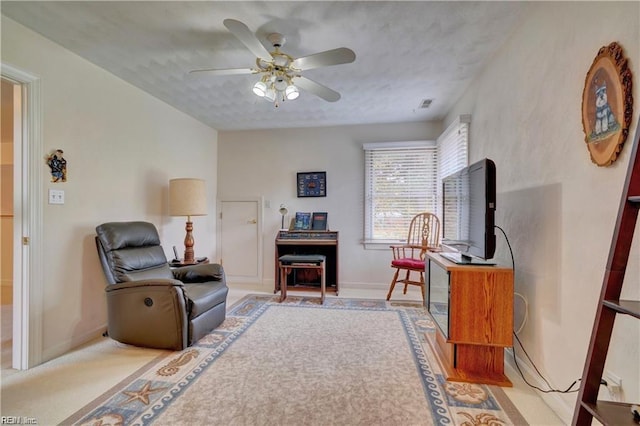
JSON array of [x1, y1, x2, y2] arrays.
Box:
[[47, 149, 67, 182]]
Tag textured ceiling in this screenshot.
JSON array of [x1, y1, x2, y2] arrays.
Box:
[[2, 1, 528, 131]]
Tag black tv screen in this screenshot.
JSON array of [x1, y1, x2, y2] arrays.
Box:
[[441, 158, 496, 264]]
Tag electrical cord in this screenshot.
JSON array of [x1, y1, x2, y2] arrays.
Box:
[[512, 332, 580, 393], [495, 225, 515, 270], [495, 226, 528, 333], [495, 225, 581, 394], [513, 292, 528, 334]]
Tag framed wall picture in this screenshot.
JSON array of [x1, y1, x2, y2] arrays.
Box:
[[297, 171, 326, 197], [581, 42, 633, 167]]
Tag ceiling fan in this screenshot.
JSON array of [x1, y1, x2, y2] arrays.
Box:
[[190, 19, 356, 106]]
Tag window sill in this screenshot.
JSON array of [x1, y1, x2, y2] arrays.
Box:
[[362, 240, 404, 250]]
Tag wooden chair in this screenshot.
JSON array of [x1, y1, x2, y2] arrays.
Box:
[[386, 212, 440, 301]]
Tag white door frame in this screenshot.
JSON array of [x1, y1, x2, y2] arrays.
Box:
[[2, 63, 44, 369], [216, 197, 263, 284]]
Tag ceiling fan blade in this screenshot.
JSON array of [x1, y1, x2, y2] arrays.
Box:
[[291, 47, 356, 71], [294, 76, 341, 102], [189, 67, 255, 76], [223, 19, 273, 61]]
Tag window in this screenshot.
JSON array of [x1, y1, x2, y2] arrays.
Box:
[[363, 141, 438, 245], [436, 115, 470, 220], [363, 115, 470, 248]]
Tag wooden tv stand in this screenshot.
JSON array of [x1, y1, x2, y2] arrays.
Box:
[[425, 252, 514, 386]]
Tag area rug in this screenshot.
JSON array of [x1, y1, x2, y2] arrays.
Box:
[[64, 294, 527, 425]]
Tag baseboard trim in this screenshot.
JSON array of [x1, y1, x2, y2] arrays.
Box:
[[226, 275, 263, 284], [340, 281, 389, 291], [41, 324, 107, 363], [504, 347, 573, 424], [227, 279, 397, 293]]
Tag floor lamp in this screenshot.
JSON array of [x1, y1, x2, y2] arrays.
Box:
[[169, 178, 207, 264]]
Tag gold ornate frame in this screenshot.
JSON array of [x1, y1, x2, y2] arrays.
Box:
[[581, 42, 633, 167]]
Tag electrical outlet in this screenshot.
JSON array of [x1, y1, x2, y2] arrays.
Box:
[[48, 189, 65, 205], [604, 370, 622, 400], [605, 370, 622, 388]]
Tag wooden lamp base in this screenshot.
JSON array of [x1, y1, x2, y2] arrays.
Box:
[[182, 219, 196, 264]]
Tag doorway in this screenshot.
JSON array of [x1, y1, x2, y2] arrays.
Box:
[[1, 78, 15, 368], [218, 199, 263, 284], [2, 63, 44, 370]]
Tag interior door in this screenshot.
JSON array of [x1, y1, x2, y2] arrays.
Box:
[[220, 200, 261, 282]]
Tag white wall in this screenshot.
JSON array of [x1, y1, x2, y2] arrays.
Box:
[[1, 17, 219, 362], [446, 1, 639, 421], [218, 122, 441, 291]]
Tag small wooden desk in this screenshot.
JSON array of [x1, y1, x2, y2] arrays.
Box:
[[274, 231, 338, 295]]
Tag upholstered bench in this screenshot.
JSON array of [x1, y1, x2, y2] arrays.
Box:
[[278, 254, 326, 304]]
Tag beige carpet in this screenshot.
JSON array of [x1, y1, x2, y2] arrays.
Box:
[[64, 295, 527, 425]]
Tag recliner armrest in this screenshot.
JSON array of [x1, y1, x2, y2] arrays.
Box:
[[172, 263, 225, 283], [106, 278, 184, 292]]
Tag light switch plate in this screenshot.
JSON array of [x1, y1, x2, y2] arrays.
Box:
[[49, 189, 65, 204]]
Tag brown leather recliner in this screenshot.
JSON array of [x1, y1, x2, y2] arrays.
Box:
[[95, 221, 228, 350]]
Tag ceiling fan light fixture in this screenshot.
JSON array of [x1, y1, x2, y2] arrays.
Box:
[[285, 84, 299, 100], [264, 87, 277, 103], [252, 80, 267, 97], [274, 77, 288, 91]]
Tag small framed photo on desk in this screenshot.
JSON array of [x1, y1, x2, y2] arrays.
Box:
[[312, 212, 328, 230], [297, 171, 326, 197]]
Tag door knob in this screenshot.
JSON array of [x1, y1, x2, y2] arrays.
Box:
[[248, 219, 257, 224]]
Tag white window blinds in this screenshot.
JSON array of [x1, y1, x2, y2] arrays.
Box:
[[437, 115, 470, 221], [438, 114, 470, 181], [363, 141, 438, 243]]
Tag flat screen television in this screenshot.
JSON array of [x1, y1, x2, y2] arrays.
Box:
[[440, 158, 496, 265]]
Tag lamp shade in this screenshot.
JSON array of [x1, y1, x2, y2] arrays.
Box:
[[285, 85, 299, 100], [264, 87, 276, 103], [169, 178, 207, 217], [253, 81, 267, 97]]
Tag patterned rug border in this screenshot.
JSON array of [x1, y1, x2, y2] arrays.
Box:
[[63, 294, 527, 425]]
